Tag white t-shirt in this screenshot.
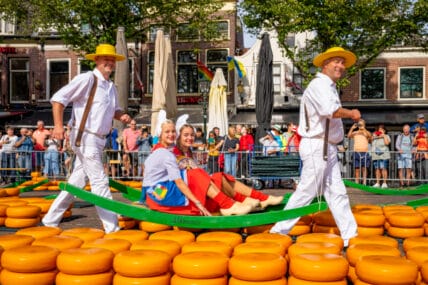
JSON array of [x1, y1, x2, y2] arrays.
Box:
[[0, 135, 18, 152], [143, 148, 181, 187]]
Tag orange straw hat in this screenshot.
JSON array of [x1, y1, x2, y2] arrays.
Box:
[[85, 43, 125, 61], [313, 47, 356, 68]]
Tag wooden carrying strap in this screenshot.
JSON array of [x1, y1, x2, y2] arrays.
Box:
[[75, 75, 98, 147]]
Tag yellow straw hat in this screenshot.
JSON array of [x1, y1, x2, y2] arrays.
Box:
[[85, 43, 125, 61], [313, 47, 356, 68]]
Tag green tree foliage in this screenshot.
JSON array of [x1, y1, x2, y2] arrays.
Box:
[[240, 0, 427, 85], [0, 0, 225, 53]]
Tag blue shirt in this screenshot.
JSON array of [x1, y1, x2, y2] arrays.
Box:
[[16, 136, 34, 153], [105, 128, 119, 150]]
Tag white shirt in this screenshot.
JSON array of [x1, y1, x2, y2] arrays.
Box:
[[0, 135, 18, 152], [51, 68, 121, 137], [143, 148, 182, 187], [298, 72, 344, 144]]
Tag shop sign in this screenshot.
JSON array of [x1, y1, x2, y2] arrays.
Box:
[[0, 47, 16, 54]]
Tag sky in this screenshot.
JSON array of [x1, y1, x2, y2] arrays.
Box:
[[244, 30, 257, 48]]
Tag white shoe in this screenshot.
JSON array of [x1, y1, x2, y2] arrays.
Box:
[[373, 183, 380, 188], [381, 183, 388, 189]]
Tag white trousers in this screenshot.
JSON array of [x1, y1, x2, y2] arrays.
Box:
[[270, 138, 357, 245], [42, 144, 119, 233]]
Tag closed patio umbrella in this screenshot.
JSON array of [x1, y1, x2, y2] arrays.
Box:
[[207, 68, 228, 137], [114, 26, 129, 131]]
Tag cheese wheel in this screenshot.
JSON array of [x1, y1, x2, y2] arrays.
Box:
[[234, 241, 286, 256], [60, 227, 105, 242], [352, 204, 383, 213], [4, 187, 20, 196], [138, 221, 171, 232], [57, 247, 114, 275], [349, 235, 398, 248], [34, 185, 49, 191], [119, 219, 137, 229], [171, 274, 228, 285], [56, 270, 114, 285], [388, 212, 425, 228], [149, 230, 195, 246], [289, 224, 311, 236], [289, 253, 348, 282], [356, 226, 384, 237], [230, 277, 287, 285], [416, 206, 428, 212], [113, 249, 171, 278], [421, 260, 428, 282], [296, 233, 343, 250], [384, 209, 416, 219], [353, 211, 385, 227], [355, 255, 418, 285], [0, 234, 34, 249], [311, 224, 340, 235], [32, 235, 83, 251], [288, 276, 347, 285], [28, 201, 52, 213], [173, 252, 228, 279], [403, 236, 428, 252], [113, 272, 171, 285], [1, 200, 28, 207], [0, 204, 9, 216], [243, 224, 274, 235], [0, 269, 57, 285], [1, 245, 59, 273], [288, 242, 341, 259], [313, 211, 336, 227], [196, 231, 243, 247], [296, 215, 313, 225], [346, 243, 401, 267], [104, 230, 148, 243], [229, 252, 287, 281], [347, 266, 358, 283], [383, 204, 414, 214], [181, 241, 233, 257], [31, 171, 42, 177], [16, 226, 62, 239], [82, 238, 131, 254], [246, 233, 293, 250], [406, 246, 428, 267], [0, 216, 5, 226], [4, 217, 40, 228], [130, 239, 181, 257], [387, 226, 424, 238]]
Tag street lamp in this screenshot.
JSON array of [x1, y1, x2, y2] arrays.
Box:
[[198, 79, 211, 137]]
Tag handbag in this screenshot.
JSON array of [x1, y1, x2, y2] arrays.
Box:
[[375, 147, 384, 156]]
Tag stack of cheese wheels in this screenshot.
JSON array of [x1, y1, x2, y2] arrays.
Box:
[[0, 245, 59, 285], [24, 199, 52, 217], [131, 239, 182, 258], [289, 215, 312, 236], [403, 236, 428, 252], [60, 227, 105, 243], [296, 233, 344, 250], [0, 203, 8, 226], [113, 249, 172, 285], [104, 229, 149, 244], [81, 238, 132, 254], [234, 241, 286, 256], [243, 224, 274, 235], [352, 204, 385, 237], [229, 252, 287, 284], [405, 246, 428, 268], [149, 230, 195, 247], [348, 235, 399, 249], [312, 211, 340, 235], [288, 241, 341, 260], [385, 206, 425, 238], [246, 233, 293, 256], [5, 204, 41, 228], [172, 251, 229, 285], [0, 234, 34, 250], [288, 253, 349, 284], [182, 241, 233, 257], [16, 226, 62, 240], [118, 216, 137, 230], [139, 221, 172, 232], [56, 247, 114, 285], [196, 231, 243, 248], [356, 255, 418, 284], [32, 235, 84, 251]]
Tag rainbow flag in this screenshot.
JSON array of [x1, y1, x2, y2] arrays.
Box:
[[227, 56, 246, 78], [197, 60, 214, 81]]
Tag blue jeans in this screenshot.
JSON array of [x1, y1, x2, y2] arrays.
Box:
[[44, 150, 60, 176], [224, 152, 237, 177], [17, 153, 32, 176], [1, 152, 16, 180]]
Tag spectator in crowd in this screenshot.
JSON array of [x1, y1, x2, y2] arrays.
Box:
[[207, 131, 221, 174], [136, 126, 152, 176], [396, 124, 414, 187], [259, 131, 280, 156], [213, 126, 222, 139], [122, 120, 141, 177], [43, 131, 61, 180], [283, 123, 301, 154], [62, 125, 74, 176], [348, 119, 372, 185], [410, 113, 428, 133], [32, 120, 51, 172], [271, 124, 285, 150], [235, 124, 243, 139], [192, 127, 207, 168], [413, 126, 428, 181], [222, 126, 240, 177], [238, 126, 254, 178], [103, 127, 119, 178], [0, 127, 18, 185], [15, 127, 35, 179], [371, 124, 391, 188]]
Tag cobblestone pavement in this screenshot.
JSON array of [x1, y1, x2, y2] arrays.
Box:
[[0, 184, 423, 235]]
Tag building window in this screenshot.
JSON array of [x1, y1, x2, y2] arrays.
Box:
[[148, 26, 170, 42], [147, 51, 154, 94], [176, 23, 199, 41], [9, 58, 29, 102], [215, 21, 229, 40], [177, 50, 198, 94], [360, 68, 385, 100], [273, 64, 281, 95], [207, 49, 228, 81], [399, 67, 424, 99], [0, 17, 15, 35], [47, 59, 70, 99]]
